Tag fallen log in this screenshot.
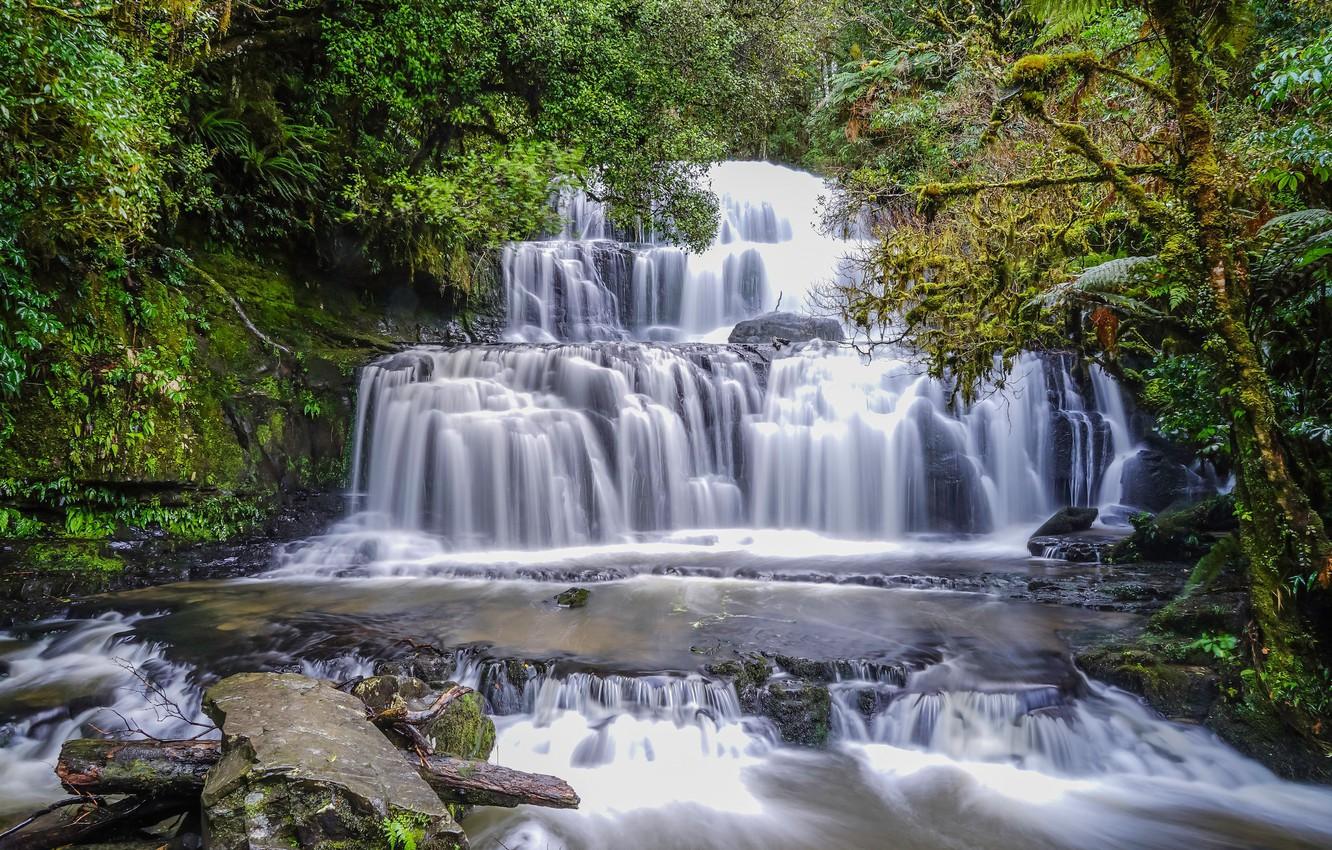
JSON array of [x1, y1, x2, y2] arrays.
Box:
[[56, 737, 219, 797], [55, 737, 579, 810], [416, 754, 580, 809]]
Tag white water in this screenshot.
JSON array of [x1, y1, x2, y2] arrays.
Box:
[[331, 341, 1129, 557]]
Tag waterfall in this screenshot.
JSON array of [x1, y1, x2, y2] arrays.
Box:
[[336, 161, 1146, 552], [1092, 365, 1137, 509]]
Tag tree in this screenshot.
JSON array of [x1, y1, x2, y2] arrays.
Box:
[[822, 0, 1332, 738]]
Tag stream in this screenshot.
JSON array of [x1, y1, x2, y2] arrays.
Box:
[[2, 162, 1330, 849]]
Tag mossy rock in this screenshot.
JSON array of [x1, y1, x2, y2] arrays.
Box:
[[427, 688, 496, 760], [554, 587, 590, 608], [1107, 495, 1237, 564], [1077, 645, 1218, 721], [202, 672, 466, 850], [353, 674, 496, 761], [756, 678, 832, 747]]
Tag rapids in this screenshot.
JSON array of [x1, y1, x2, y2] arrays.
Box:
[[1, 162, 1329, 850]]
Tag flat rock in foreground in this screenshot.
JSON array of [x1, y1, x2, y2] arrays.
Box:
[[202, 672, 467, 850]]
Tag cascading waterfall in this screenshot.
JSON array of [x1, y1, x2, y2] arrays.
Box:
[[503, 161, 858, 343], [343, 339, 1129, 549]]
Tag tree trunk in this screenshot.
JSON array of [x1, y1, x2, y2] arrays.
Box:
[[1152, 0, 1330, 741], [415, 753, 580, 809]]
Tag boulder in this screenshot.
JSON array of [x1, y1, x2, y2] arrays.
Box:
[[352, 674, 496, 760], [1032, 506, 1099, 537], [727, 311, 844, 345], [201, 672, 467, 850], [1027, 533, 1117, 563], [1120, 449, 1212, 512]]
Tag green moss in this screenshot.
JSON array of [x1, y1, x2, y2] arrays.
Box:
[[25, 541, 123, 573], [425, 689, 497, 760]]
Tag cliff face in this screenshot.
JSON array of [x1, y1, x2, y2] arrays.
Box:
[[0, 250, 501, 548]]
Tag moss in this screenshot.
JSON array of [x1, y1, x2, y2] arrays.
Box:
[[425, 689, 497, 760], [24, 541, 124, 573]]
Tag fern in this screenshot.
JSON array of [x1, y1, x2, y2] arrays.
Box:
[[1251, 208, 1332, 290], [1030, 256, 1174, 319], [1024, 0, 1114, 43], [379, 813, 423, 850]]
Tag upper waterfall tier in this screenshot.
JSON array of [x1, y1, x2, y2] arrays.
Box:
[[503, 162, 860, 343], [346, 344, 1126, 550]]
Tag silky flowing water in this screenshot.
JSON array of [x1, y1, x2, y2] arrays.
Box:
[[1, 162, 1328, 849]]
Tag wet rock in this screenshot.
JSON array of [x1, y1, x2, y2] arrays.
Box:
[[1121, 449, 1212, 512], [727, 312, 844, 345], [554, 587, 590, 608], [353, 674, 496, 760], [1032, 506, 1099, 537], [756, 678, 832, 747], [202, 672, 466, 850], [1076, 647, 1218, 722], [1108, 495, 1237, 563], [1027, 532, 1118, 562], [772, 655, 909, 686], [376, 648, 458, 689]]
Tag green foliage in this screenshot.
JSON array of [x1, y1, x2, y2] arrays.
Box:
[[1248, 30, 1332, 194], [1185, 631, 1241, 660], [379, 812, 429, 850], [1143, 355, 1231, 459]]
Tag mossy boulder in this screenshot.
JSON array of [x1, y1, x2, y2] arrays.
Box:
[[1077, 646, 1218, 721], [554, 587, 590, 608], [202, 672, 466, 850], [1108, 495, 1237, 563], [352, 674, 496, 760]]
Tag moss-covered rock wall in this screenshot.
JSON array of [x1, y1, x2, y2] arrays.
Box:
[[0, 249, 499, 547]]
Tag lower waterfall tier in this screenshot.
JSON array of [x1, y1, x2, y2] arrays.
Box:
[[346, 342, 1143, 551]]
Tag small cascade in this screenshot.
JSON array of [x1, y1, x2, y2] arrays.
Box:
[[0, 614, 207, 818], [825, 669, 1272, 784], [1091, 365, 1137, 510]]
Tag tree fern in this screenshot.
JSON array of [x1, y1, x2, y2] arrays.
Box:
[[1252, 209, 1332, 290], [1030, 256, 1173, 320]]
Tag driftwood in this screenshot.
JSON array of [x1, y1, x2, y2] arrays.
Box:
[[54, 737, 579, 810]]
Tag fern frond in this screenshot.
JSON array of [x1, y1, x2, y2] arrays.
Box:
[[1252, 208, 1332, 291], [1024, 0, 1115, 43], [1029, 256, 1173, 319]]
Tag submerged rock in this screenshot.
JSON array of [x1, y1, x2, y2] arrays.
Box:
[[727, 311, 844, 345], [554, 587, 590, 608], [201, 672, 466, 850], [1032, 506, 1099, 537], [756, 678, 832, 747]]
